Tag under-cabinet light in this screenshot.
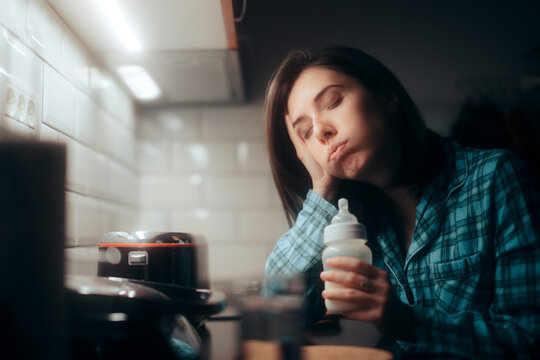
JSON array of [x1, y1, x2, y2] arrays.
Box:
[[117, 65, 161, 100], [98, 0, 141, 52]]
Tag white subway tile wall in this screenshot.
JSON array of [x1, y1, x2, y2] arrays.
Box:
[[27, 0, 64, 70], [43, 64, 77, 136], [0, 0, 27, 45], [239, 210, 290, 243], [0, 0, 138, 275], [137, 105, 289, 281], [170, 209, 236, 243], [1, 0, 288, 282], [207, 244, 277, 281]]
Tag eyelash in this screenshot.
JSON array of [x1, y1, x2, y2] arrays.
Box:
[[302, 127, 313, 140], [300, 96, 342, 140], [326, 97, 342, 110]]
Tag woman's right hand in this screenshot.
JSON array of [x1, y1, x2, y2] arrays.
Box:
[[285, 115, 340, 202]]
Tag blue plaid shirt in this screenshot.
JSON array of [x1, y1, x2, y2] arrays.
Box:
[[265, 138, 540, 359]]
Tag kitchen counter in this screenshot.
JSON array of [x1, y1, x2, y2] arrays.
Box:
[[204, 302, 388, 360], [62, 277, 391, 359]]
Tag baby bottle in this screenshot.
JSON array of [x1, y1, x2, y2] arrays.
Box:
[[322, 198, 372, 313]]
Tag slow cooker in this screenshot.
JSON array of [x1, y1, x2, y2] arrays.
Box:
[[98, 231, 209, 290]]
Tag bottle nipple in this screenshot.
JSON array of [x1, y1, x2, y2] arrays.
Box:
[[331, 198, 358, 224]]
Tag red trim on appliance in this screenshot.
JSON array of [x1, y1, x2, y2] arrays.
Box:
[[99, 243, 197, 248]]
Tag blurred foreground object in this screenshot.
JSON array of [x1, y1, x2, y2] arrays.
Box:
[[234, 274, 306, 360], [242, 341, 393, 360], [0, 141, 66, 359]]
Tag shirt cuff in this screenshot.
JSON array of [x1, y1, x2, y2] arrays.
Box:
[[304, 189, 338, 218]]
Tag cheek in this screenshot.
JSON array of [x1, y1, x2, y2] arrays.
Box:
[[305, 143, 326, 163], [327, 154, 366, 180]]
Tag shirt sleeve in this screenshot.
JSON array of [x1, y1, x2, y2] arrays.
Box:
[[408, 153, 540, 359], [265, 190, 338, 324]]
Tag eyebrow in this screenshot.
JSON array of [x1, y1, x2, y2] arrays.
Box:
[[291, 84, 344, 128]]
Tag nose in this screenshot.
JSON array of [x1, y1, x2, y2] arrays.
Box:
[[313, 117, 336, 144]]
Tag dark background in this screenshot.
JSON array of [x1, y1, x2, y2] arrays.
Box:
[[235, 0, 540, 168], [238, 0, 539, 101]]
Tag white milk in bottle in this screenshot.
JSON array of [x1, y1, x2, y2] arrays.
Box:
[[322, 198, 372, 313]]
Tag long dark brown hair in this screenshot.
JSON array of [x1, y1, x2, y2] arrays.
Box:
[[265, 45, 436, 226]]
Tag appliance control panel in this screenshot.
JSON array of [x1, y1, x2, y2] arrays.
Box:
[[128, 251, 148, 265]]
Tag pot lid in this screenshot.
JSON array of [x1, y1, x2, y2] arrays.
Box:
[[65, 275, 227, 317]]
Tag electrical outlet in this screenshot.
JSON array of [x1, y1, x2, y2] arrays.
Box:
[[27, 99, 36, 128], [4, 85, 37, 129], [6, 87, 16, 117]]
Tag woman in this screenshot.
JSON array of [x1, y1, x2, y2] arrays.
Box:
[[264, 46, 540, 359]]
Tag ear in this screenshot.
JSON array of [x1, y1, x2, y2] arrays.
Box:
[[384, 92, 399, 115]]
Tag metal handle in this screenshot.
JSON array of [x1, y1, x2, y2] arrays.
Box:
[[128, 251, 148, 265]]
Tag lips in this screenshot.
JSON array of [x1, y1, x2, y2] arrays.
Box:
[[328, 142, 347, 162]]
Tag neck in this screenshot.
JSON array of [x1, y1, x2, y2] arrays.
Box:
[[383, 186, 419, 254]]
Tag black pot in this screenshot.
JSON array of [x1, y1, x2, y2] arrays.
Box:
[[65, 275, 204, 360]]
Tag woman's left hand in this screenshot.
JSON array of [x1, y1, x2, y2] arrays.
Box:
[[320, 257, 414, 340]]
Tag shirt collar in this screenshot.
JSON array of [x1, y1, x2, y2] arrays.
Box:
[[375, 136, 470, 274], [422, 136, 469, 207], [406, 138, 469, 263]]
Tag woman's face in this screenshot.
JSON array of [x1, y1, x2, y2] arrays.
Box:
[[286, 66, 398, 186]]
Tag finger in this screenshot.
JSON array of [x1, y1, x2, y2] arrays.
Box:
[[325, 257, 379, 278], [284, 114, 303, 150], [322, 289, 385, 324], [342, 307, 384, 324], [320, 271, 375, 293], [285, 114, 310, 164], [322, 287, 376, 306]]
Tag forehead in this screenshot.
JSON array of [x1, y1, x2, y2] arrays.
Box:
[[287, 67, 354, 112]]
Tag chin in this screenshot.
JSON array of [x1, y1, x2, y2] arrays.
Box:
[[328, 168, 362, 181], [332, 156, 366, 180], [346, 170, 366, 182]]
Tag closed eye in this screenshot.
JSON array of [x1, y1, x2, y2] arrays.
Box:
[[326, 96, 342, 110], [302, 127, 313, 140], [292, 117, 313, 140], [320, 87, 343, 111]]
